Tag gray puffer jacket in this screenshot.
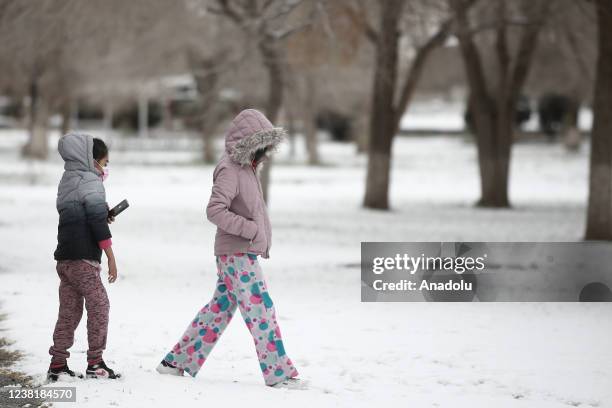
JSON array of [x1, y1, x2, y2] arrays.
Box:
[[54, 132, 111, 263]]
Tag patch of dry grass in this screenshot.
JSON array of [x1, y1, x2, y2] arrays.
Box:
[[0, 309, 47, 407], [0, 311, 32, 386], [0, 367, 32, 386], [0, 348, 23, 368]]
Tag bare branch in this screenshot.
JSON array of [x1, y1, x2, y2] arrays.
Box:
[[339, 0, 378, 44], [272, 0, 322, 40], [263, 0, 305, 21], [394, 17, 454, 124], [495, 1, 510, 98], [261, 0, 275, 13], [509, 0, 552, 98], [212, 0, 243, 23], [449, 0, 492, 110]]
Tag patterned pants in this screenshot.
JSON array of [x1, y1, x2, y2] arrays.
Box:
[[163, 253, 298, 386], [49, 260, 110, 366]]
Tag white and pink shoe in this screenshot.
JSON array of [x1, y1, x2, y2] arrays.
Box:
[[155, 360, 184, 376], [270, 377, 309, 390]]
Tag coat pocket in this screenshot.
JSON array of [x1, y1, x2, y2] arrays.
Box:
[[250, 219, 265, 246]]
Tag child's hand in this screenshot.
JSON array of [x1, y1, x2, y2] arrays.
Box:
[[108, 259, 118, 283], [106, 203, 114, 224]]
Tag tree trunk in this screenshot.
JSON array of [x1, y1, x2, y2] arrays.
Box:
[[161, 95, 173, 131], [260, 41, 284, 124], [355, 110, 369, 154], [200, 104, 218, 164], [60, 100, 71, 136], [586, 0, 612, 240], [474, 108, 512, 207], [138, 93, 149, 139], [22, 77, 49, 159], [361, 14, 453, 207], [563, 96, 581, 152], [286, 106, 297, 159], [71, 99, 79, 131], [259, 40, 285, 204], [363, 0, 404, 210], [103, 102, 114, 131], [451, 0, 546, 208], [303, 73, 319, 165], [190, 52, 225, 164], [200, 127, 215, 163]]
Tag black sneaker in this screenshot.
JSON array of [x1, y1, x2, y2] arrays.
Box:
[[86, 360, 121, 379], [47, 364, 83, 382]]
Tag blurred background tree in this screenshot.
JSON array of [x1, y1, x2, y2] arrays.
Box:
[[1, 0, 611, 240], [586, 0, 612, 240]]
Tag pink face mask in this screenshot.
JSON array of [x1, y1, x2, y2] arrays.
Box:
[[95, 160, 109, 181]]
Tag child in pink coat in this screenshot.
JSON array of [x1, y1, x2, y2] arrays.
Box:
[[157, 109, 302, 389]]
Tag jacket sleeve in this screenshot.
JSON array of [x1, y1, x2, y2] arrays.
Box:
[[80, 178, 112, 243], [206, 166, 257, 240]]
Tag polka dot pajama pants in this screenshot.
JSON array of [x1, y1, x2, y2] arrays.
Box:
[[163, 253, 299, 386]]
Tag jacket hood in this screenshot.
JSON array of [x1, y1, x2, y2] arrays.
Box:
[[224, 109, 286, 166], [58, 132, 100, 175]]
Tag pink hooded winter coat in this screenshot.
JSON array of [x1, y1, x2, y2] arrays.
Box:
[[206, 109, 286, 259]]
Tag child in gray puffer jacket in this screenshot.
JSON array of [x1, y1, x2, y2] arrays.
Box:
[[48, 132, 120, 381]]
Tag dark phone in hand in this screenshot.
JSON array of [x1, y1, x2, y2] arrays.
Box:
[[109, 199, 129, 217]]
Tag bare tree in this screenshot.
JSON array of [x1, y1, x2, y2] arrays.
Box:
[[284, 0, 368, 164], [206, 0, 319, 202], [361, 0, 404, 210], [285, 1, 373, 160], [450, 0, 551, 207], [285, 45, 321, 165], [188, 50, 228, 164], [0, 0, 186, 158], [351, 0, 471, 209], [585, 0, 612, 240], [0, 0, 82, 158]]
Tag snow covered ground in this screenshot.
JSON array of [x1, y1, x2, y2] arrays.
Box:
[[0, 129, 610, 407]]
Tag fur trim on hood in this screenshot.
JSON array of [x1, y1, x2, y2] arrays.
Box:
[[224, 109, 286, 166]]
